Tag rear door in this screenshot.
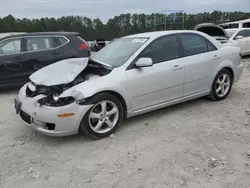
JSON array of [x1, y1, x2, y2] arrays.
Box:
[[179, 33, 221, 96], [24, 36, 63, 76], [0, 37, 28, 86]]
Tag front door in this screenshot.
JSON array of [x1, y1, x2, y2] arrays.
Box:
[[24, 36, 62, 76], [0, 37, 28, 86], [124, 34, 184, 111]]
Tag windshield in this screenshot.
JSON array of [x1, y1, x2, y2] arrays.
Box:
[[91, 37, 148, 67], [226, 30, 237, 38]]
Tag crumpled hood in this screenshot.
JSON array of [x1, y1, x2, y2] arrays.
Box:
[[29, 58, 89, 86], [194, 23, 229, 38]]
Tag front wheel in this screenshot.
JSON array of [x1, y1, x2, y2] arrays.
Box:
[[208, 69, 233, 101], [80, 93, 124, 139]]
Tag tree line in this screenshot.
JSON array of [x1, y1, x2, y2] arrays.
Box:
[[0, 11, 250, 41]]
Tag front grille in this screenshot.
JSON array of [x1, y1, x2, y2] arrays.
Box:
[[20, 110, 31, 124]]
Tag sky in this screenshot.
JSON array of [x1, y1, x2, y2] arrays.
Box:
[[0, 0, 249, 22]]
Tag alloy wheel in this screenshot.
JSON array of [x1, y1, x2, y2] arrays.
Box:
[[88, 100, 119, 134], [215, 74, 231, 97]]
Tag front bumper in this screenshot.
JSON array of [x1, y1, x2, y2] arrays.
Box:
[[15, 84, 93, 137]]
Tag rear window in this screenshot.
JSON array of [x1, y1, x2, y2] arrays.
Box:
[[26, 37, 54, 51], [229, 24, 239, 28], [57, 37, 68, 45]]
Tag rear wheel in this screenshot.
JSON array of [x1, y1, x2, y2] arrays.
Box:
[[208, 69, 233, 101], [80, 93, 123, 139]]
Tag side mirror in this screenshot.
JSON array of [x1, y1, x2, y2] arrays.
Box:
[[235, 35, 244, 40], [135, 57, 153, 68]]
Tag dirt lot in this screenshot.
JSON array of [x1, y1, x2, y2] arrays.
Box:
[[1, 58, 250, 188]]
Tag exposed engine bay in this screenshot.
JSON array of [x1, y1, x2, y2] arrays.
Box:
[[26, 59, 112, 107]]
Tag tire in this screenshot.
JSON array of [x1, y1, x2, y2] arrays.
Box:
[[208, 69, 233, 101], [79, 93, 124, 139]]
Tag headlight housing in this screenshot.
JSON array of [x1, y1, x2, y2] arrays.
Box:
[[38, 96, 75, 107]]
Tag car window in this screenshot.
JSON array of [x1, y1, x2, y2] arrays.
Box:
[[243, 22, 250, 28], [245, 30, 250, 37], [140, 34, 179, 64], [236, 30, 248, 38], [207, 41, 217, 52], [229, 24, 239, 28], [56, 37, 68, 45], [180, 34, 208, 57], [26, 37, 54, 52], [92, 37, 148, 67], [0, 38, 21, 55]]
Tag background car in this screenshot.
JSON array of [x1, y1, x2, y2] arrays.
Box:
[[194, 23, 230, 43], [0, 32, 90, 88], [225, 28, 250, 56], [15, 30, 243, 139], [195, 23, 250, 56]]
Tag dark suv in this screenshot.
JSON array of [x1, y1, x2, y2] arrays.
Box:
[[0, 32, 90, 88]]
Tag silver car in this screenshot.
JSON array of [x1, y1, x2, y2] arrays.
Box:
[[15, 30, 243, 139]]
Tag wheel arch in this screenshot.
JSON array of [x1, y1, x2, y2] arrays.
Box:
[[91, 90, 128, 118], [222, 67, 234, 82]]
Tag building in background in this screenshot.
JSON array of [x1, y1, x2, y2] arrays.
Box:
[[146, 10, 185, 31]]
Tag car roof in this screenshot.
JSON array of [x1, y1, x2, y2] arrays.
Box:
[[0, 32, 79, 40], [225, 28, 250, 31], [124, 30, 205, 40]]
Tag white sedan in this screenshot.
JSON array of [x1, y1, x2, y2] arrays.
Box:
[[14, 30, 243, 139], [226, 28, 250, 56]]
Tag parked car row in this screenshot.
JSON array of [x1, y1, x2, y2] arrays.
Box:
[[0, 32, 90, 88], [195, 23, 250, 56], [14, 29, 243, 139]]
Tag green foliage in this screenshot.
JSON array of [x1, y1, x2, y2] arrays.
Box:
[[0, 11, 250, 41]]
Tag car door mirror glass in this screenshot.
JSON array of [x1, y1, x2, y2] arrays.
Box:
[[235, 35, 244, 40], [135, 57, 153, 68]]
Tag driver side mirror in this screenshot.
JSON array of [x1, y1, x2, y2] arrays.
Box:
[[135, 57, 153, 68], [235, 35, 244, 40]]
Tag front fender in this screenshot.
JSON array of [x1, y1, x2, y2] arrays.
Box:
[[59, 79, 132, 112]]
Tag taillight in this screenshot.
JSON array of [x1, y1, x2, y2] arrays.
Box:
[[79, 43, 89, 50]]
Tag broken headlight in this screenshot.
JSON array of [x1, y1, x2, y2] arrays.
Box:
[[38, 96, 75, 107]]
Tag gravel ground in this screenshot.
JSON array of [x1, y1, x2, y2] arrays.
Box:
[[1, 58, 250, 188]]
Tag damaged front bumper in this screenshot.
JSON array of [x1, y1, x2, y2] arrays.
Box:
[[15, 83, 93, 137]]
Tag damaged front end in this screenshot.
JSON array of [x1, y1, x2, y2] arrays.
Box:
[[26, 83, 76, 107], [25, 58, 112, 107]]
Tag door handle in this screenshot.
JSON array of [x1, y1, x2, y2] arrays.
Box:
[[14, 56, 22, 60], [172, 65, 183, 70], [213, 55, 220, 60], [51, 51, 60, 55]]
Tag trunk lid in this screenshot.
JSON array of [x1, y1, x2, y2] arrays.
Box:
[[194, 23, 229, 43]]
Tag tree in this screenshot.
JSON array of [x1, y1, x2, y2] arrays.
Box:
[[0, 11, 250, 40]]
